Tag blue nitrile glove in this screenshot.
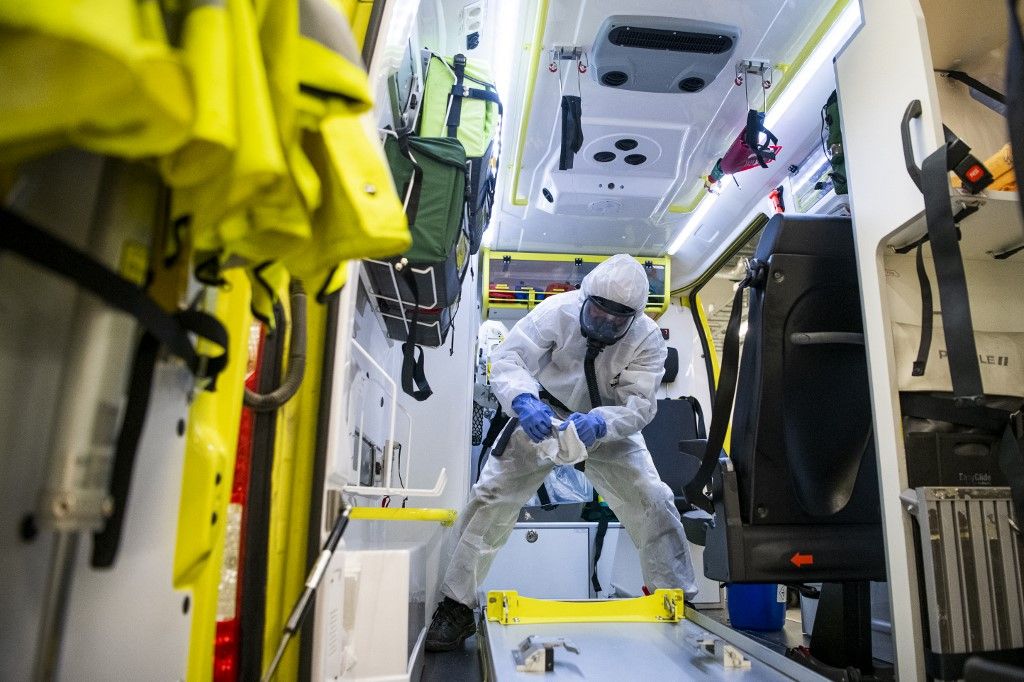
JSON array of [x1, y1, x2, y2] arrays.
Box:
[[512, 393, 555, 443], [560, 412, 607, 447]]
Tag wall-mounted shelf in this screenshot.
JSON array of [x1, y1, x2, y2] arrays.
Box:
[[887, 188, 1024, 259], [482, 250, 671, 320]]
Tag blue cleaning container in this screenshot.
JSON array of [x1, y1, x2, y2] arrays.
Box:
[[726, 583, 786, 631]]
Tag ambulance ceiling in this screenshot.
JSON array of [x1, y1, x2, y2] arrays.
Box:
[[478, 0, 842, 257]]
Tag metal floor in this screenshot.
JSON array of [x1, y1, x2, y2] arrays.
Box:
[[420, 631, 485, 682], [420, 607, 812, 682]]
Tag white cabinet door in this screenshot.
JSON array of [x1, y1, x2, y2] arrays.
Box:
[[481, 525, 590, 599]]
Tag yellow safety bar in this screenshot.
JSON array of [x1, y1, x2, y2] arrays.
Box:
[[485, 590, 685, 625], [349, 507, 458, 526]]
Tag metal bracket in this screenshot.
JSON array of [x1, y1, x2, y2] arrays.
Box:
[[513, 636, 580, 673], [696, 638, 752, 669], [734, 59, 774, 88], [550, 45, 585, 62]]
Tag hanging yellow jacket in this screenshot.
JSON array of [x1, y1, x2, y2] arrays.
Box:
[[0, 0, 193, 163], [283, 0, 410, 296], [159, 0, 235, 187]]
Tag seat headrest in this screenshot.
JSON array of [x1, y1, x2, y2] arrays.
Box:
[[755, 214, 856, 262]]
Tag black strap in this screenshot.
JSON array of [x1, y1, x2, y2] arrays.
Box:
[[90, 333, 160, 567], [398, 137, 425, 227], [919, 143, 985, 404], [591, 512, 609, 593], [559, 95, 584, 171], [451, 86, 503, 112], [684, 261, 765, 513], [1009, 0, 1024, 211], [536, 484, 557, 511], [399, 270, 432, 401], [0, 208, 228, 388], [584, 342, 604, 409], [912, 244, 934, 376], [744, 109, 779, 169], [446, 54, 468, 138], [938, 70, 1008, 114], [684, 395, 707, 439]]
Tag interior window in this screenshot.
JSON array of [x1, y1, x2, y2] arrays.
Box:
[[698, 224, 766, 358]]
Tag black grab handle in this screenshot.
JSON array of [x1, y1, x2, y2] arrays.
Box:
[[901, 99, 924, 190]]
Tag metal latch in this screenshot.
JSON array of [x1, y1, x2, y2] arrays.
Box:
[[513, 636, 580, 672], [696, 638, 751, 669]]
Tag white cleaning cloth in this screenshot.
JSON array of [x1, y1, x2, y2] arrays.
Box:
[[537, 417, 588, 465]]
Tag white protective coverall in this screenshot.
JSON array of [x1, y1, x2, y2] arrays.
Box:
[[440, 255, 698, 606]]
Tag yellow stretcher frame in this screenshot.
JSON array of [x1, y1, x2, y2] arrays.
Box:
[[485, 590, 686, 625], [481, 249, 671, 318]]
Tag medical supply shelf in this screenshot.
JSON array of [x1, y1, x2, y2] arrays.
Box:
[[481, 249, 670, 320]]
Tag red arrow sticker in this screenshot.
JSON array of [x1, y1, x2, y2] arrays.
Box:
[[790, 552, 814, 568]]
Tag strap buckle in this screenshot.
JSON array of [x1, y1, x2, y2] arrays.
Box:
[[745, 258, 768, 287]]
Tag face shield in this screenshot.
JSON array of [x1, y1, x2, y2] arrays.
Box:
[[580, 295, 637, 346]]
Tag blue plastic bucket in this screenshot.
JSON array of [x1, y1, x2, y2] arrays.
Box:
[[726, 583, 786, 631]]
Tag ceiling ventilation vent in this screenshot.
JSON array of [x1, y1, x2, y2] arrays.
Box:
[[591, 16, 739, 93], [600, 71, 629, 87], [678, 77, 706, 92], [608, 27, 733, 54]]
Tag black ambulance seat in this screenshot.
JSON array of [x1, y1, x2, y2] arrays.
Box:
[[703, 214, 886, 584]]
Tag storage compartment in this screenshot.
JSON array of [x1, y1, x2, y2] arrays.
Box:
[[483, 251, 670, 320]]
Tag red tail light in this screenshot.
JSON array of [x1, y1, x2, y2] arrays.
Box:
[[213, 323, 265, 682]]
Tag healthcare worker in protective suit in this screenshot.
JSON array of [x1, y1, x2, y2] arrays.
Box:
[[425, 254, 698, 652]]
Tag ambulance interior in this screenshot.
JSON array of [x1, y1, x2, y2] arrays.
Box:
[[0, 0, 1022, 681]]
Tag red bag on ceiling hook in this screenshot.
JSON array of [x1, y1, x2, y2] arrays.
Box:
[[718, 109, 782, 174]]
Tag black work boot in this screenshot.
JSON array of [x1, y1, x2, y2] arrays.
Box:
[[425, 597, 476, 652]]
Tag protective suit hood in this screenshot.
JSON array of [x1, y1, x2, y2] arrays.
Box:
[[580, 254, 649, 317]]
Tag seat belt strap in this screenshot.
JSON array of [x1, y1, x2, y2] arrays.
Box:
[[684, 262, 764, 512], [919, 146, 985, 404], [0, 208, 228, 388], [684, 395, 707, 439], [912, 244, 934, 376]]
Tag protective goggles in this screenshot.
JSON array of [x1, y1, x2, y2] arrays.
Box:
[[580, 295, 636, 345]]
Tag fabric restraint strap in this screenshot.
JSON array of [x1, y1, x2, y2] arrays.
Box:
[[0, 208, 228, 388], [744, 109, 779, 169], [912, 244, 934, 376], [559, 95, 584, 171], [91, 333, 160, 567], [446, 54, 468, 138], [684, 262, 764, 513], [399, 269, 432, 401], [918, 146, 985, 404], [1009, 0, 1024, 210]]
